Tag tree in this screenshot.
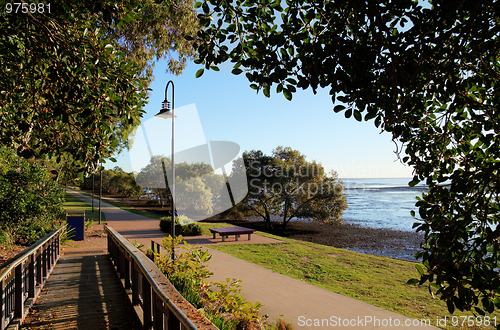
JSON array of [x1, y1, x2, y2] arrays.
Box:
[[101, 0, 199, 81], [134, 155, 172, 206], [0, 146, 64, 245], [134, 155, 226, 217], [176, 176, 214, 216], [242, 147, 347, 229], [193, 0, 500, 317], [0, 1, 147, 176]]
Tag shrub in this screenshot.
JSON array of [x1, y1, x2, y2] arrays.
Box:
[[159, 216, 183, 235], [183, 222, 203, 236], [203, 311, 237, 330], [159, 216, 203, 236], [269, 318, 294, 330], [145, 247, 155, 260], [0, 229, 13, 246], [168, 273, 203, 309], [16, 219, 55, 245], [0, 146, 63, 245], [59, 222, 76, 246], [154, 236, 265, 329]]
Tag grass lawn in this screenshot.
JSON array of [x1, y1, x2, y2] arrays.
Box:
[[74, 189, 162, 220], [63, 192, 106, 224]]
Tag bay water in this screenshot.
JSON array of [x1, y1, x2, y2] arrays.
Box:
[[341, 178, 428, 232]]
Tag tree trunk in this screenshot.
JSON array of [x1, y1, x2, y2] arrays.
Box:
[[264, 208, 273, 229]]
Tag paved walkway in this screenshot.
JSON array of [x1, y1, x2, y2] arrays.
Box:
[[64, 188, 437, 329]]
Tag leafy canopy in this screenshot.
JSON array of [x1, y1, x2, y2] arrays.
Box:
[[193, 0, 500, 317], [0, 0, 200, 177]]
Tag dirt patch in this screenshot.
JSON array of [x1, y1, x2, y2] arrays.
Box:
[[85, 223, 106, 238], [0, 244, 27, 269]]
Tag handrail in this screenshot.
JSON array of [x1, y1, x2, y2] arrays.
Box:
[[0, 227, 63, 330], [105, 225, 218, 330]]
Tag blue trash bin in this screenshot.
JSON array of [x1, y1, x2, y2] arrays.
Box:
[[66, 211, 85, 241]]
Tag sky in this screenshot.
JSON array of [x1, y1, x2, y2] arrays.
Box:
[[105, 59, 414, 179]]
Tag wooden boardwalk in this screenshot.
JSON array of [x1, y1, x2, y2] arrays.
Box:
[[22, 248, 141, 330]]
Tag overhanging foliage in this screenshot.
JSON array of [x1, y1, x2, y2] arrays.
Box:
[[192, 0, 500, 318]]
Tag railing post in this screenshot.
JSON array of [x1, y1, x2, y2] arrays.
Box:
[[167, 308, 181, 330], [108, 235, 114, 263], [142, 274, 152, 329], [56, 233, 60, 258], [42, 244, 47, 279], [47, 241, 52, 270], [36, 249, 41, 286], [107, 233, 112, 262], [28, 254, 35, 298], [119, 248, 125, 279], [132, 264, 140, 306], [153, 295, 163, 329], [124, 256, 131, 290], [14, 264, 23, 319]]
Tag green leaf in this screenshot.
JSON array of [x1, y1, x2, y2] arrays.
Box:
[[344, 109, 352, 118], [407, 278, 419, 285], [446, 299, 455, 314], [333, 105, 346, 113], [283, 89, 292, 101], [195, 69, 204, 78], [353, 110, 362, 122], [415, 264, 424, 275], [202, 2, 210, 14], [475, 307, 486, 316], [276, 83, 283, 94], [263, 85, 270, 98], [232, 68, 243, 75]]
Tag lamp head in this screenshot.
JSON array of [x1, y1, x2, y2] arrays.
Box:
[[156, 99, 176, 118], [161, 99, 171, 112]]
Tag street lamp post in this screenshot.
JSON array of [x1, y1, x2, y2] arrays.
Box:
[[99, 162, 102, 224], [92, 171, 95, 212], [155, 80, 176, 259]]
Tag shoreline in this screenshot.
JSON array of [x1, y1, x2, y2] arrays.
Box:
[[217, 219, 424, 262]]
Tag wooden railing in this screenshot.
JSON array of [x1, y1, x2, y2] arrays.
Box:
[[105, 226, 218, 330], [0, 227, 63, 330]]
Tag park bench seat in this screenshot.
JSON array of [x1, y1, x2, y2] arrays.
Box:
[[209, 227, 256, 242]]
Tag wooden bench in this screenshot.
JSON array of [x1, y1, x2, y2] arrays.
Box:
[[209, 227, 256, 242]]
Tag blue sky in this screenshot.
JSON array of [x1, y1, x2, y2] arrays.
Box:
[[106, 59, 414, 179]]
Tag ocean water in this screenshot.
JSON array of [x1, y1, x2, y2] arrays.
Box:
[[341, 178, 428, 232]]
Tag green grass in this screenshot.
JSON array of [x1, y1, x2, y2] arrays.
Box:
[[80, 197, 499, 329], [63, 192, 106, 224]]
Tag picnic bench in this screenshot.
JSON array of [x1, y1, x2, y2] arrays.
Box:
[[209, 227, 256, 242]]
